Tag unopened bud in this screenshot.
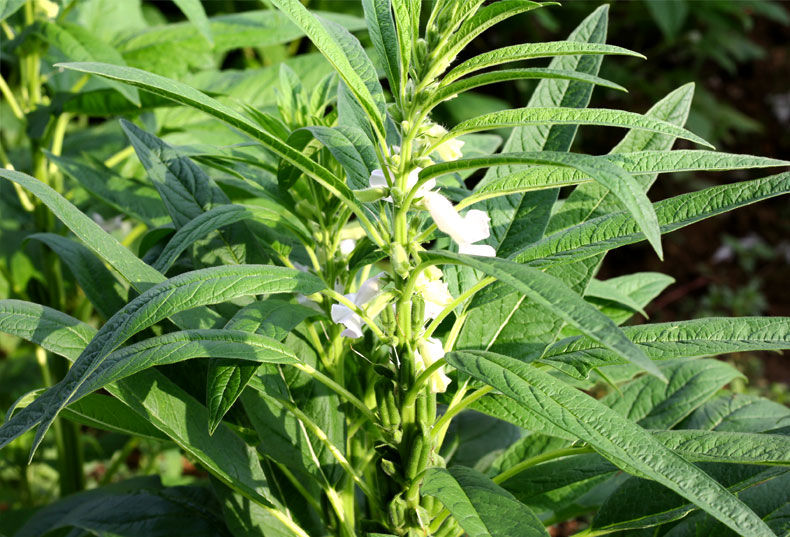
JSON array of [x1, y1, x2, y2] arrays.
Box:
[[353, 186, 388, 202]]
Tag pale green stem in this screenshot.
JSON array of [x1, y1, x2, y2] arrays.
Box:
[[0, 74, 24, 120], [432, 385, 491, 441], [492, 446, 593, 485]]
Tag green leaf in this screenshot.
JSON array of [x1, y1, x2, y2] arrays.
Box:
[[585, 278, 647, 317], [55, 62, 379, 243], [589, 466, 788, 535], [207, 300, 317, 434], [438, 1, 545, 69], [304, 125, 379, 190], [0, 301, 293, 522], [644, 0, 689, 41], [14, 480, 227, 537], [62, 393, 169, 441], [546, 83, 696, 233], [447, 107, 712, 148], [540, 317, 790, 380], [422, 466, 549, 537], [584, 272, 675, 326], [46, 152, 170, 227], [424, 251, 665, 379], [425, 151, 665, 257], [28, 233, 126, 319], [362, 0, 401, 96], [0, 299, 95, 361], [445, 350, 774, 537], [516, 171, 790, 267], [664, 469, 790, 537], [680, 393, 790, 433], [603, 359, 744, 430], [0, 168, 226, 329], [653, 430, 790, 466], [37, 21, 140, 105], [172, 0, 213, 44], [152, 204, 308, 274], [431, 68, 626, 108], [472, 150, 789, 203], [121, 120, 271, 267], [269, 0, 386, 140], [454, 7, 611, 364], [0, 265, 324, 456], [443, 41, 645, 84], [0, 0, 24, 22]]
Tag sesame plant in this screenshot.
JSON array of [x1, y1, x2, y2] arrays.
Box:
[[1, 1, 790, 537]]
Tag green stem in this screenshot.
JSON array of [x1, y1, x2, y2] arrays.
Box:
[[432, 386, 491, 441], [492, 446, 593, 485]]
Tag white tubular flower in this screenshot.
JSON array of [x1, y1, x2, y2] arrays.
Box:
[[369, 167, 434, 202], [422, 192, 496, 257], [415, 337, 452, 393], [330, 274, 384, 338], [414, 268, 453, 320], [424, 123, 464, 162]]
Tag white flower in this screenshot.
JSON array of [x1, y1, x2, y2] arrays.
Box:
[[369, 167, 435, 202], [415, 337, 452, 393], [330, 273, 384, 338], [422, 192, 496, 257], [414, 268, 453, 320], [424, 123, 464, 162], [339, 239, 356, 256]]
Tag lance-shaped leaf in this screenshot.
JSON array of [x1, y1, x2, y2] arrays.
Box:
[[362, 0, 401, 96], [207, 300, 318, 434], [423, 151, 665, 257], [602, 359, 744, 430], [28, 233, 126, 319], [443, 41, 644, 84], [47, 152, 170, 227], [430, 68, 626, 108], [269, 0, 385, 139], [546, 82, 696, 234], [0, 301, 294, 520], [0, 168, 225, 329], [470, 150, 789, 203], [680, 393, 790, 433], [153, 203, 309, 274], [423, 251, 665, 379], [0, 265, 324, 457], [172, 0, 213, 44], [445, 107, 712, 147], [55, 62, 380, 244], [445, 350, 774, 537], [540, 317, 790, 380], [422, 466, 549, 537], [37, 21, 140, 105], [516, 171, 790, 266], [62, 393, 169, 442], [437, 1, 545, 70], [303, 125, 379, 190]]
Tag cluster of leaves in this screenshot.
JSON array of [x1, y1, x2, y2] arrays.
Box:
[[0, 1, 789, 537]]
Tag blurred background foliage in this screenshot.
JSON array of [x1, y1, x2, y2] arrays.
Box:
[[0, 0, 787, 522]]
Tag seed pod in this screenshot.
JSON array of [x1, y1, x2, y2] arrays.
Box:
[[404, 423, 431, 481], [388, 494, 408, 529], [411, 294, 425, 333], [379, 305, 397, 336]]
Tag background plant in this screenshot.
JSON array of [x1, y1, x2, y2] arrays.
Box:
[[1, 1, 789, 537]]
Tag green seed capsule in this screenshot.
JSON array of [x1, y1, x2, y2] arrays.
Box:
[[411, 294, 425, 333]]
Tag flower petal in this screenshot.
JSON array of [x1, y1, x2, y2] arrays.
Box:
[[460, 209, 491, 244], [458, 243, 496, 257]]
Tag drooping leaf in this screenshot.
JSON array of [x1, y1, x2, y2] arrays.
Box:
[[0, 265, 324, 456], [446, 350, 775, 537], [362, 0, 401, 96], [540, 317, 790, 380], [28, 233, 126, 319], [172, 0, 213, 44], [424, 251, 665, 378], [207, 300, 318, 434]]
